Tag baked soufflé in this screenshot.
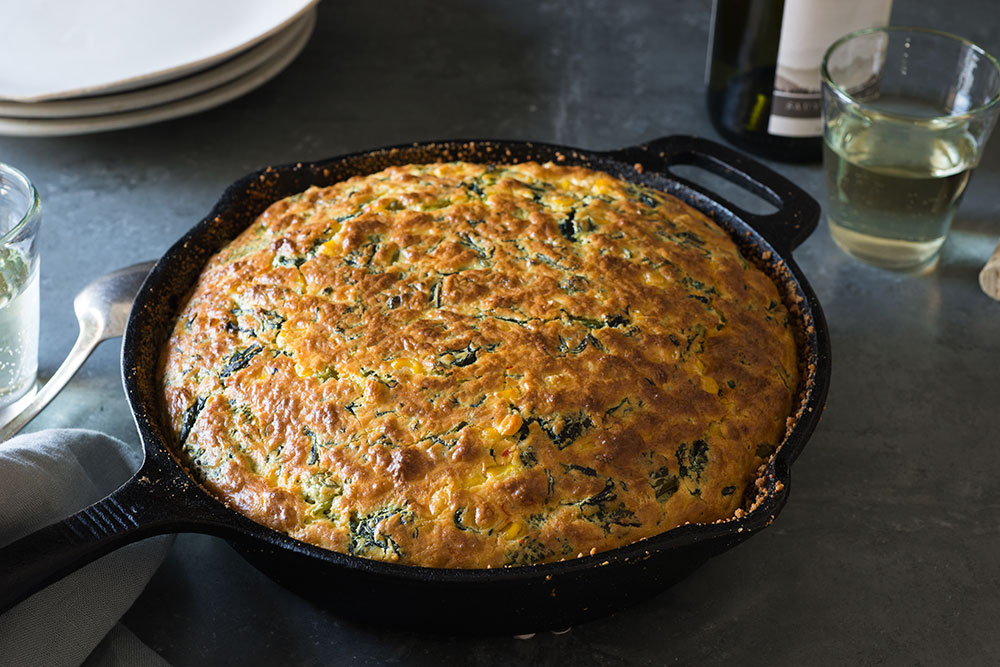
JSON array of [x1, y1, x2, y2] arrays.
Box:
[[159, 161, 798, 568]]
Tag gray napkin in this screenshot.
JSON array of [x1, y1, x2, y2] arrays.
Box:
[[0, 429, 174, 667]]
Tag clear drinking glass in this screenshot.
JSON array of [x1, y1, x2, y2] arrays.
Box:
[[821, 27, 1000, 270], [0, 163, 41, 410]]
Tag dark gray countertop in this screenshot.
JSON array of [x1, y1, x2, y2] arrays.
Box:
[[3, 1, 999, 664]]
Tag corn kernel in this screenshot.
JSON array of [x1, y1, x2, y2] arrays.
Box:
[[495, 413, 522, 437], [502, 521, 523, 539], [484, 462, 515, 479], [320, 238, 341, 256], [462, 471, 487, 488], [593, 177, 616, 195], [496, 386, 520, 402], [391, 357, 424, 374]]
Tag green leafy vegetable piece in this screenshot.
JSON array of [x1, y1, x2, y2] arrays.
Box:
[[559, 209, 578, 242], [676, 439, 710, 482], [448, 344, 478, 367], [575, 478, 641, 532], [275, 254, 306, 268], [178, 396, 206, 445], [564, 463, 598, 477], [348, 506, 414, 558], [525, 412, 593, 450], [649, 466, 680, 502], [505, 537, 554, 566], [220, 344, 263, 378]]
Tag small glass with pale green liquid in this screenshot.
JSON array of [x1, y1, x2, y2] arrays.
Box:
[[821, 27, 1000, 270], [0, 163, 41, 412]]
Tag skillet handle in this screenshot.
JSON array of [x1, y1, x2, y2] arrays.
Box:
[[0, 461, 213, 614], [622, 135, 822, 253]]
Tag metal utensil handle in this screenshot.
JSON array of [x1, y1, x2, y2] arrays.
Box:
[[1, 260, 156, 440], [630, 135, 822, 253], [0, 326, 102, 441]]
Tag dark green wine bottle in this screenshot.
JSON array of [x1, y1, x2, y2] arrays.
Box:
[[706, 0, 819, 162], [705, 0, 892, 163]]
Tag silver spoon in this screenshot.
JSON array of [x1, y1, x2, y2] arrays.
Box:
[[0, 260, 155, 441]]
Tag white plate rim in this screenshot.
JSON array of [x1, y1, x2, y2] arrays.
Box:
[[0, 0, 319, 103], [0, 13, 311, 120], [0, 9, 316, 137]]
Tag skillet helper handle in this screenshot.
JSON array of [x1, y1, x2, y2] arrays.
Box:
[[632, 135, 822, 253], [0, 471, 176, 613]]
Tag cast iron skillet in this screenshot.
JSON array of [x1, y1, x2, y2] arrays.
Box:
[[0, 136, 830, 633]]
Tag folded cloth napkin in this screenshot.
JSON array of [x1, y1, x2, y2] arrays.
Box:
[[0, 429, 174, 667]]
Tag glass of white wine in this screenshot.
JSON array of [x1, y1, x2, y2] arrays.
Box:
[[0, 163, 41, 412], [821, 27, 1000, 270]]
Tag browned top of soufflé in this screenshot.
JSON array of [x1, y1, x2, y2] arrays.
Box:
[[158, 160, 798, 569]]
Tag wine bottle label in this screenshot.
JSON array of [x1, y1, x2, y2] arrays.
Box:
[[768, 0, 892, 137]]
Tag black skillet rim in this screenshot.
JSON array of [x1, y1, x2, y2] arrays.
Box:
[[123, 135, 830, 585]]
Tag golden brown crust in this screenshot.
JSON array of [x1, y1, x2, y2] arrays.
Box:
[[159, 161, 798, 568]]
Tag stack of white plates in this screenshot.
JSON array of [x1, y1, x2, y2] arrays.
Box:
[[0, 0, 318, 137]]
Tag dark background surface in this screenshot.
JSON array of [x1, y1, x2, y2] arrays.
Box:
[[3, 1, 999, 664]]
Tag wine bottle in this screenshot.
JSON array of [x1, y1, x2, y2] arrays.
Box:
[[705, 0, 892, 163]]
